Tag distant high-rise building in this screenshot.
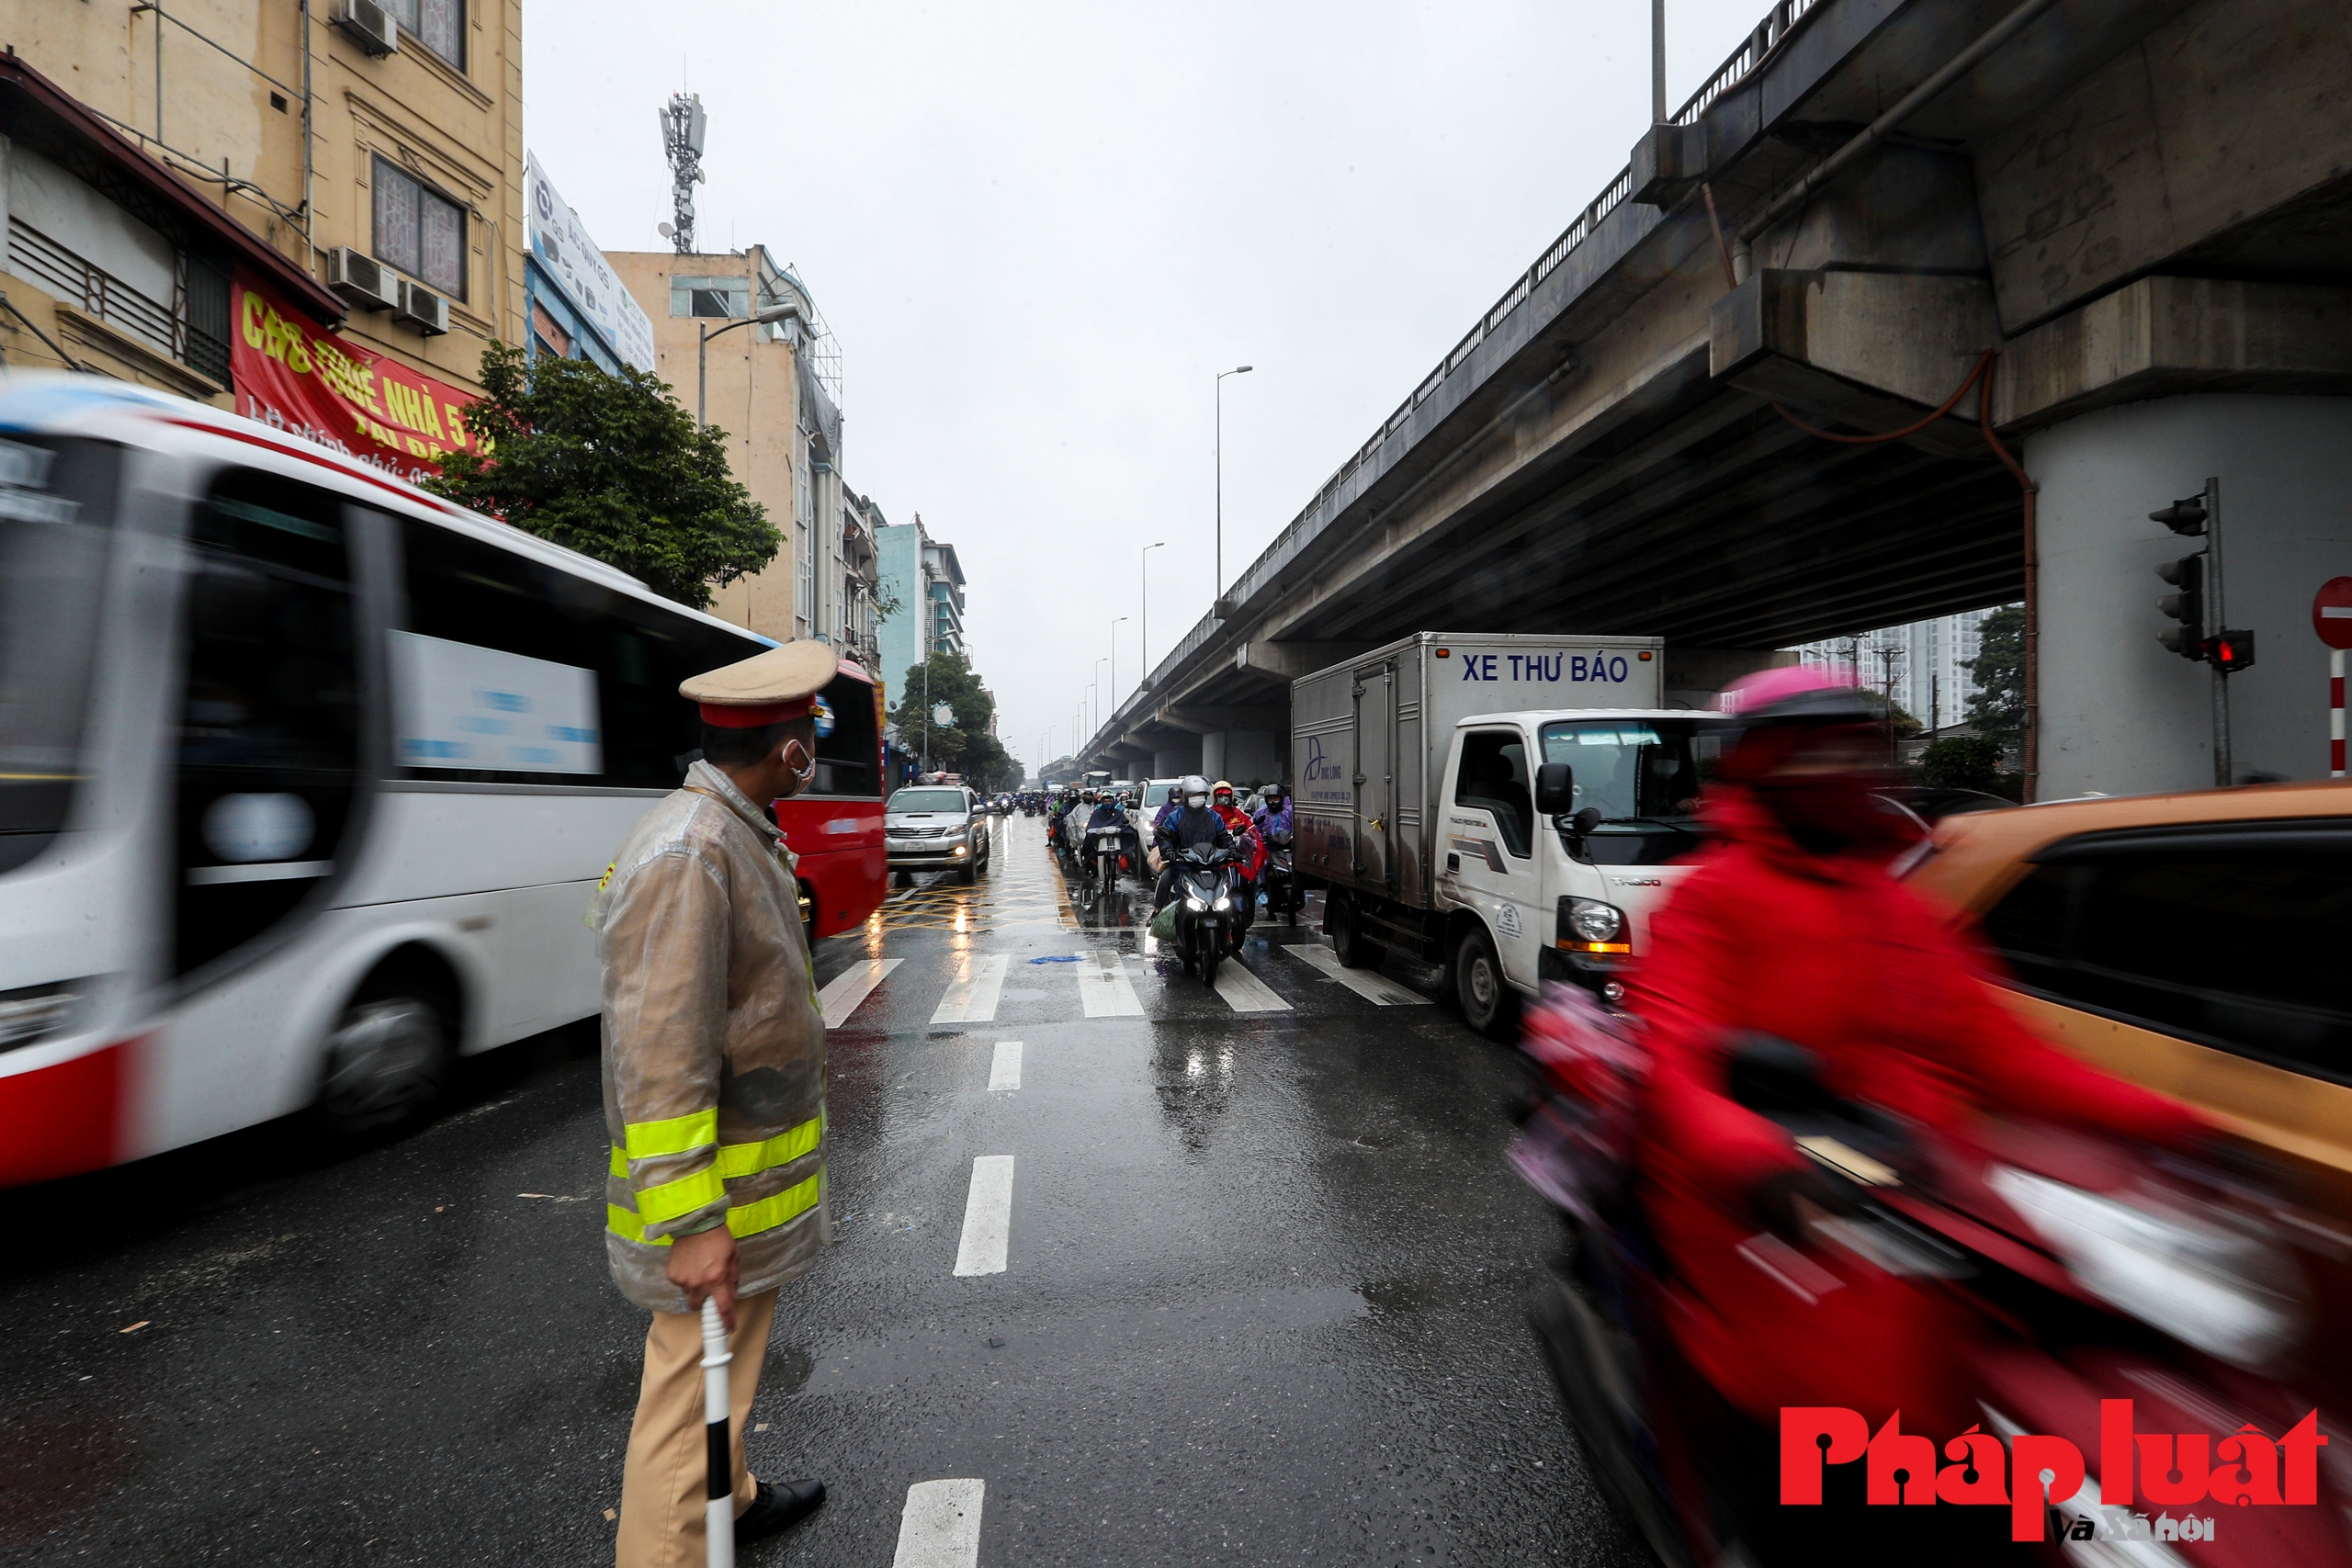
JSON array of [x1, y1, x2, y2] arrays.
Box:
[[1791, 607, 1998, 731]]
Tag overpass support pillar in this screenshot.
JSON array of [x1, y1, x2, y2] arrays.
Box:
[[1151, 737, 1203, 777], [2027, 394, 2352, 796], [1200, 730, 1283, 785]]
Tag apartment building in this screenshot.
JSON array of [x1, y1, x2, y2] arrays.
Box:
[[0, 1, 527, 482], [609, 243, 880, 649], [875, 512, 967, 693]]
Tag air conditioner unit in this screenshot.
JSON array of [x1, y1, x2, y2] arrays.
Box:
[[394, 279, 449, 336], [324, 247, 398, 310], [332, 0, 399, 57]]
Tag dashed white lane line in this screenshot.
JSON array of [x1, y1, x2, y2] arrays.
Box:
[[892, 1478, 985, 1568], [930, 953, 1010, 1024], [1075, 949, 1143, 1017], [952, 1156, 1015, 1276], [987, 1040, 1023, 1091], [820, 957, 901, 1027], [1283, 942, 1432, 1006], [1211, 955, 1292, 1012]]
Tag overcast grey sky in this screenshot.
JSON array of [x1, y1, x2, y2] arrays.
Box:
[[526, 0, 1769, 775]]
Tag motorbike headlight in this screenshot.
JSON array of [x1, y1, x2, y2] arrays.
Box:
[[1186, 896, 1207, 911], [1564, 897, 1624, 944], [1987, 1165, 2303, 1371], [1212, 894, 1231, 910]]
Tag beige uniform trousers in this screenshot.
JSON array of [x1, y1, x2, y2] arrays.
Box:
[[615, 1288, 776, 1568]]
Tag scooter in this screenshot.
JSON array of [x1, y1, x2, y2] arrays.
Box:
[[1082, 822, 1128, 892], [1510, 984, 2343, 1568], [1167, 843, 1244, 985], [1260, 829, 1299, 924]]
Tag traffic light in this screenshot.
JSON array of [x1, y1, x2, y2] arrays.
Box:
[[2205, 630, 2256, 671], [2151, 495, 2210, 536], [2155, 552, 2205, 660]]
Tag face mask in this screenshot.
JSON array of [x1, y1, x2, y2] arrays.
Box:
[[1186, 795, 1208, 809]]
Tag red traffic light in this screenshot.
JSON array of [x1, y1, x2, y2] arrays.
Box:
[[2203, 630, 2257, 671]]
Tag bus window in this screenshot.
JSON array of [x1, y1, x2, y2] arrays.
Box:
[[0, 436, 118, 876], [174, 468, 362, 978], [808, 670, 880, 798], [398, 517, 763, 788]]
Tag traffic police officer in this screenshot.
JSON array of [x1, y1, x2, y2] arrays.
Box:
[[597, 640, 835, 1568]]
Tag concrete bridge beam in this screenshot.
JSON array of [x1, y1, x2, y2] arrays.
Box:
[[1200, 730, 1284, 787]]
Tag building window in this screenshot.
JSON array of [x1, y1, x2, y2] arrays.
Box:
[[372, 157, 465, 298], [384, 0, 464, 68], [670, 276, 749, 318]]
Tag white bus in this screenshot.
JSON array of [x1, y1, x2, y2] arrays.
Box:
[[0, 375, 879, 1188]]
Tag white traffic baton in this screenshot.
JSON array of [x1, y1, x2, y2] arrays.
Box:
[[699, 1296, 736, 1568]]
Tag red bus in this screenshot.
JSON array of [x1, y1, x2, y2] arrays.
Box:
[[779, 659, 888, 940]]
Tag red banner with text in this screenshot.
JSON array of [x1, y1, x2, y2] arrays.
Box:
[[231, 271, 483, 485]]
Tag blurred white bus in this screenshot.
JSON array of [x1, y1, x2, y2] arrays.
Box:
[[0, 376, 879, 1187]]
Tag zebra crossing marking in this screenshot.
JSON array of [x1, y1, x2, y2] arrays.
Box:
[[820, 957, 900, 1027], [1211, 956, 1292, 1012], [1075, 949, 1144, 1017], [1283, 942, 1432, 1006], [930, 953, 1010, 1024]]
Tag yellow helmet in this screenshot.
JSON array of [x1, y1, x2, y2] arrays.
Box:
[[1212, 779, 1235, 795]]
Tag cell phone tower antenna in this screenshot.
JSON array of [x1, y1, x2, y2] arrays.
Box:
[[658, 93, 707, 254]]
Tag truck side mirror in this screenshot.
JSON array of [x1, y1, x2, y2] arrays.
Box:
[[1533, 761, 1576, 816]]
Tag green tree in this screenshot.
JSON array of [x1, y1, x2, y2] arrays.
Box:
[[1917, 735, 2007, 792], [1963, 604, 2027, 749], [888, 649, 1018, 788], [424, 342, 777, 610]]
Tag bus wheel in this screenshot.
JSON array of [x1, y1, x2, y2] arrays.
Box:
[[1454, 925, 1521, 1043], [318, 991, 450, 1137]]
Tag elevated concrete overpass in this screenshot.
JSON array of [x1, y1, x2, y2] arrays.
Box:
[[1083, 0, 2352, 798]]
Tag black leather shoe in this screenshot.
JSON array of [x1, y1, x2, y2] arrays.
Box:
[[736, 1478, 825, 1544]]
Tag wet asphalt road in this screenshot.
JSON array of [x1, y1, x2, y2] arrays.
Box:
[[0, 815, 1641, 1568]]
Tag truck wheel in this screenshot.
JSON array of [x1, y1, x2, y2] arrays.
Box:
[[1454, 925, 1521, 1043], [1329, 897, 1382, 969]]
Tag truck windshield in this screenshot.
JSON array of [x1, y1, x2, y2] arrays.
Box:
[[0, 436, 119, 875], [1538, 717, 1731, 866]]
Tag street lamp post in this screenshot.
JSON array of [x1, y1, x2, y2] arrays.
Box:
[[1139, 541, 1164, 684], [697, 301, 804, 429], [1109, 616, 1128, 716], [1215, 365, 1253, 607]]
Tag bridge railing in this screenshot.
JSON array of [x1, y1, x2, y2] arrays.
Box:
[[1093, 0, 1829, 759]]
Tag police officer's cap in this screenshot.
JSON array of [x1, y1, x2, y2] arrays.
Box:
[[681, 639, 839, 728]]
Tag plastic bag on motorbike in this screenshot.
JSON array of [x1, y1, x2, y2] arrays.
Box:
[[1507, 982, 1649, 1226], [1148, 899, 1181, 942]]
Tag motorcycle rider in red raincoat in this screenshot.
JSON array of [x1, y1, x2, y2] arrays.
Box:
[[1625, 668, 2208, 1559]]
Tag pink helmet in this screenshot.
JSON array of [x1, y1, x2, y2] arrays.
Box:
[[1713, 664, 1876, 726]]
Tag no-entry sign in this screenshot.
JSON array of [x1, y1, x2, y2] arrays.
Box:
[[2321, 578, 2352, 777], [2315, 577, 2352, 650]]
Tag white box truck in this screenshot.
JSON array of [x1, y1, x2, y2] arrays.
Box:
[[1291, 632, 1735, 1036]]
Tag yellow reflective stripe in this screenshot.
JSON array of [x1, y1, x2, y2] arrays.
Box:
[[714, 1116, 823, 1180], [623, 1108, 718, 1161], [636, 1164, 727, 1225], [605, 1170, 824, 1247], [608, 1144, 628, 1179], [725, 1171, 822, 1238]]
